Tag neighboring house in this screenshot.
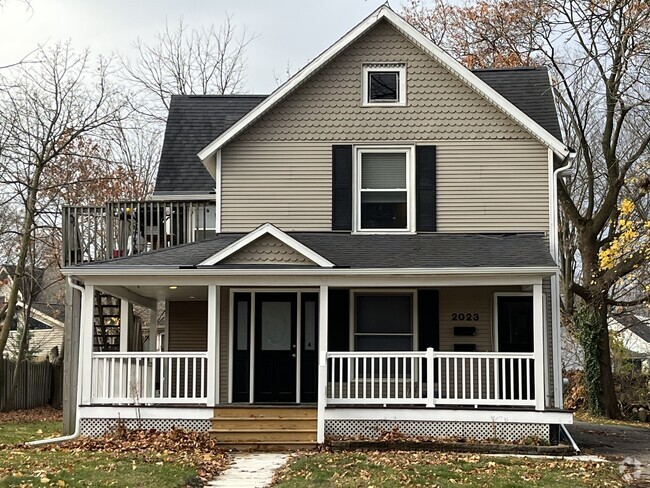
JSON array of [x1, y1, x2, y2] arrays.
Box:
[[61, 6, 574, 447], [609, 314, 650, 370], [1, 265, 65, 360]]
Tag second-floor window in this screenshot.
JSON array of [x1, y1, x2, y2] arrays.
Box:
[[355, 147, 415, 232]]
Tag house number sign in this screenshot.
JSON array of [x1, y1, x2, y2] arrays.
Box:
[[451, 313, 480, 321]]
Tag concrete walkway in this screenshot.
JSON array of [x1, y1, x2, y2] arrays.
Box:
[[208, 452, 290, 488]]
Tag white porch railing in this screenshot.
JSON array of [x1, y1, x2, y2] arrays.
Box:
[[326, 349, 536, 407], [90, 352, 208, 405]]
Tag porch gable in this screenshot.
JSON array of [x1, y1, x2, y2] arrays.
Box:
[[199, 223, 334, 267]]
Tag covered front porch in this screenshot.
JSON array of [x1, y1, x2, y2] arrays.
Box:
[[74, 278, 562, 443], [65, 225, 570, 444]]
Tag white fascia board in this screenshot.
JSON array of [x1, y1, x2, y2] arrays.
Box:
[[198, 223, 334, 267], [62, 265, 557, 278], [197, 5, 569, 162]]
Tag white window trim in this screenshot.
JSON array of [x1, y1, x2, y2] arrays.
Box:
[[350, 289, 418, 352], [353, 145, 416, 234], [362, 63, 407, 107], [492, 292, 534, 352]]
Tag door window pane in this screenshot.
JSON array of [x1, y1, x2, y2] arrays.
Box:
[[261, 302, 292, 351], [236, 300, 248, 351], [304, 300, 316, 351]]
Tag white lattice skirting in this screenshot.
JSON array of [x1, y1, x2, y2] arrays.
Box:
[[79, 418, 211, 437], [325, 419, 550, 442]]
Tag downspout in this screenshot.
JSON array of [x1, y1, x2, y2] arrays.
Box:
[[28, 277, 85, 446], [551, 150, 576, 408]]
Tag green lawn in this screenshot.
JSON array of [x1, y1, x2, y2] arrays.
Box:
[[0, 419, 209, 487], [0, 449, 196, 487], [0, 420, 62, 445], [273, 451, 625, 488]]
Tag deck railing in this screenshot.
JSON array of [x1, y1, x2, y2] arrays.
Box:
[[326, 350, 536, 407], [90, 352, 209, 405], [62, 200, 215, 266]]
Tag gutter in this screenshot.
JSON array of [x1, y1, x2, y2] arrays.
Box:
[[27, 277, 85, 446]]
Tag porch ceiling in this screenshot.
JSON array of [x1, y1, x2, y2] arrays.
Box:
[[101, 284, 208, 302]]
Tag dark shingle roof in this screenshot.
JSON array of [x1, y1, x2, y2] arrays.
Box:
[[473, 67, 562, 141], [153, 68, 562, 195], [154, 95, 266, 195], [71, 233, 555, 270], [613, 314, 650, 344]]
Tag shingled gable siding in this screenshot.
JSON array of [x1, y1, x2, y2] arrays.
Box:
[[220, 19, 549, 233], [221, 234, 314, 265]]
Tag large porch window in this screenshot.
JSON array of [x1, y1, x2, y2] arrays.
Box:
[[354, 293, 413, 351]]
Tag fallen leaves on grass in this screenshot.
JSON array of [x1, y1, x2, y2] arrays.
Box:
[[0, 406, 62, 424], [61, 427, 230, 482], [272, 450, 625, 487]]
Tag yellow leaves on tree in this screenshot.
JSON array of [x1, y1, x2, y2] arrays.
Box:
[[598, 198, 649, 275]]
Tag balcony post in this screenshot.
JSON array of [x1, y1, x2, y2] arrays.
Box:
[[80, 285, 95, 406], [533, 283, 545, 410], [206, 285, 219, 406], [317, 285, 328, 444]]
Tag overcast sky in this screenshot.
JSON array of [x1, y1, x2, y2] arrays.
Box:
[[0, 0, 390, 93]]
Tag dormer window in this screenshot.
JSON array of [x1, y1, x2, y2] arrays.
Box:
[[362, 64, 406, 106]]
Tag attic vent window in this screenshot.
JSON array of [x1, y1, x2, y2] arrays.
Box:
[[363, 63, 406, 106]]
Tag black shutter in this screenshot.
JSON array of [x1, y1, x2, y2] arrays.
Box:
[[416, 145, 437, 231], [328, 288, 350, 351], [418, 289, 439, 351], [332, 145, 353, 230]]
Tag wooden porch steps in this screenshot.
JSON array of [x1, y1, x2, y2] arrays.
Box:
[[209, 406, 317, 450]]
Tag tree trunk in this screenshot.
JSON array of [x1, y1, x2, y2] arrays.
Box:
[[578, 295, 622, 419], [0, 163, 44, 395]]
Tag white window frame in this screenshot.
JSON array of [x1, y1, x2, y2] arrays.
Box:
[[350, 289, 418, 352], [353, 145, 416, 234], [362, 63, 407, 107]]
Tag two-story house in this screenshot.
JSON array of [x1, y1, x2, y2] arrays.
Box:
[[61, 6, 574, 448]]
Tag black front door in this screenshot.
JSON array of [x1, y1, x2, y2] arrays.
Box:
[[497, 296, 534, 400], [254, 293, 297, 403]]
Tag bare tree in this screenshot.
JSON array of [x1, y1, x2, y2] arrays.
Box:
[[121, 15, 253, 122], [0, 42, 126, 394]]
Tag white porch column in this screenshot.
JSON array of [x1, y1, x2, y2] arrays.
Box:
[[119, 299, 130, 352], [533, 283, 545, 411], [80, 285, 95, 405], [317, 285, 328, 444], [207, 285, 219, 406]]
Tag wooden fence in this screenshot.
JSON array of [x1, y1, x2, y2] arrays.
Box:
[[1, 358, 63, 411]]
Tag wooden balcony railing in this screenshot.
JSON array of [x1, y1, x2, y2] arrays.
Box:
[[62, 200, 215, 266]]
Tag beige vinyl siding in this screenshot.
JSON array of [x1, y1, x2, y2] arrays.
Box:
[[221, 19, 550, 233], [221, 143, 332, 232], [235, 20, 529, 143], [168, 301, 207, 351], [221, 140, 549, 233], [436, 141, 549, 232]]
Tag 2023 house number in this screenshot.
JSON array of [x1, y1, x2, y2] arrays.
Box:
[[451, 313, 479, 321]]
